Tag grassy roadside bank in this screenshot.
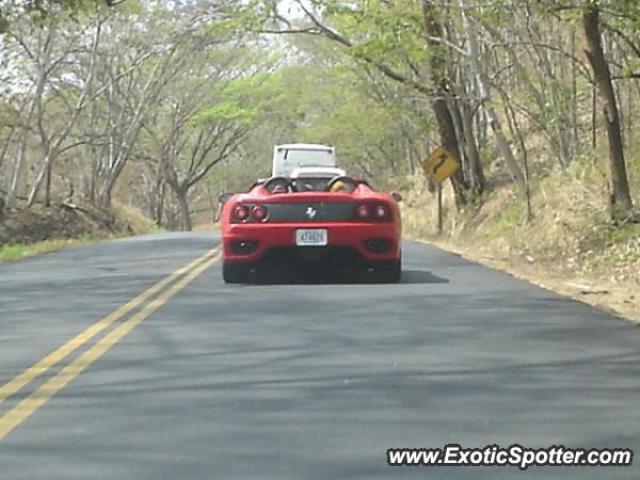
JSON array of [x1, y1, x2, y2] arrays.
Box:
[[0, 236, 104, 264], [401, 158, 640, 325], [0, 202, 161, 265]]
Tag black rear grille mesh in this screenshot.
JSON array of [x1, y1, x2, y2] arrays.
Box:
[[256, 202, 355, 222]]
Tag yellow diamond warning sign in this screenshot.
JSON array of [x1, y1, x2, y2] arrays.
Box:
[[422, 146, 460, 183]]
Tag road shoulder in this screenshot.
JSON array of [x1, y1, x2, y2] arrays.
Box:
[[409, 236, 639, 325]]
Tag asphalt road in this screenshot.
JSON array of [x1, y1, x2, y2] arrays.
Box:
[[0, 232, 639, 479]]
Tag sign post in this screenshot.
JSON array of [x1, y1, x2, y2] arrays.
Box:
[[437, 182, 443, 234], [421, 146, 460, 235]]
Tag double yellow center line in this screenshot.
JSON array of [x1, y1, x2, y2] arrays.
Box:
[[0, 247, 221, 439]]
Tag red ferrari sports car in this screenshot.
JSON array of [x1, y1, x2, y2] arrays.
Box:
[[219, 170, 401, 283]]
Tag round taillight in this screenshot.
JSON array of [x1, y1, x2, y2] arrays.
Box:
[[356, 204, 370, 219], [251, 204, 268, 222], [375, 204, 388, 219], [232, 204, 249, 222]]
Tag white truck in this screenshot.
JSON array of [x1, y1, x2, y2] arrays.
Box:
[[272, 144, 336, 177]]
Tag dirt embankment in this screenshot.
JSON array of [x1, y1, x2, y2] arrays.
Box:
[[0, 201, 153, 246], [400, 162, 640, 325]]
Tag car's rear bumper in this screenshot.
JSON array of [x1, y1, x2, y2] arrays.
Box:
[[222, 222, 400, 265]]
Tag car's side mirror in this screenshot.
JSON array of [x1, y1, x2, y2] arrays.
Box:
[[218, 192, 233, 204], [390, 192, 402, 202]]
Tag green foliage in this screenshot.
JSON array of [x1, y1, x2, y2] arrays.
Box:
[[323, 0, 428, 71], [191, 71, 285, 126], [221, 57, 426, 190], [192, 102, 257, 124], [0, 0, 117, 32]]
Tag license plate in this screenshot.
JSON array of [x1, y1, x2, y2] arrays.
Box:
[[295, 229, 328, 247]]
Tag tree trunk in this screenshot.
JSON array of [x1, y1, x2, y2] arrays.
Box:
[[460, 101, 485, 194], [44, 161, 52, 207], [434, 98, 469, 207], [156, 180, 166, 226], [458, 0, 525, 190], [176, 188, 192, 231], [6, 27, 54, 208], [96, 188, 111, 209], [0, 124, 17, 176], [422, 0, 468, 207], [570, 26, 579, 157], [448, 97, 468, 174], [27, 152, 55, 207], [95, 150, 130, 209], [7, 136, 29, 208], [83, 165, 96, 203], [583, 4, 633, 220]]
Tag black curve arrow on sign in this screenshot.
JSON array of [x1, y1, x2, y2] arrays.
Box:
[[432, 154, 448, 176]]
